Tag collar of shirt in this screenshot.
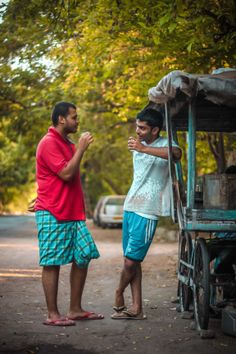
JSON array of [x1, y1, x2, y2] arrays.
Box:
[[142, 135, 162, 147], [48, 126, 74, 145]]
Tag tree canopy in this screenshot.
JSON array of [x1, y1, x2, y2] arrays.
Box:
[[0, 0, 235, 212]]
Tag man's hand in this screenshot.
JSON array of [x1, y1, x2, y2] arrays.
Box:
[[128, 136, 144, 152], [128, 136, 182, 161], [58, 132, 93, 182], [78, 132, 94, 152]]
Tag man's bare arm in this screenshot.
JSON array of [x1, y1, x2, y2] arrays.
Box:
[[58, 132, 93, 181], [128, 137, 182, 161]]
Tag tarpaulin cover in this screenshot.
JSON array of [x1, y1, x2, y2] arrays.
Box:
[[148, 70, 236, 108]]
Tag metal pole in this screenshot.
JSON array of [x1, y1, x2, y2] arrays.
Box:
[[165, 102, 175, 221], [187, 101, 196, 209]]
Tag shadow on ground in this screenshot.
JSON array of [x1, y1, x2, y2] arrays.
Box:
[[0, 344, 98, 354]]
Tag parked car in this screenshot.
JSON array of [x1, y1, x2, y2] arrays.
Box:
[[93, 195, 126, 228]]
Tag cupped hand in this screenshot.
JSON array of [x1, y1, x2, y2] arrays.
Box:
[[78, 131, 94, 152], [128, 136, 144, 152]]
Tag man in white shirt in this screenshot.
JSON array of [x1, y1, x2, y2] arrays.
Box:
[[111, 108, 181, 320]]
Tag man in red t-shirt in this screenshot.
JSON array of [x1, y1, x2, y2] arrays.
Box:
[[35, 102, 104, 326]]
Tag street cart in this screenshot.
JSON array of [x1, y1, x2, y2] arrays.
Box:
[[148, 69, 236, 336]]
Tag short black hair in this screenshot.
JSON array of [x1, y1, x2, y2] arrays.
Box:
[[51, 102, 76, 126], [136, 108, 163, 130]]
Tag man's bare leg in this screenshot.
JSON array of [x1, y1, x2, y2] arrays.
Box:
[[42, 265, 61, 320], [68, 262, 88, 317], [114, 257, 139, 308], [129, 262, 142, 314]]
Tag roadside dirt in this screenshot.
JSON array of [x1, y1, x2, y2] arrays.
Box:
[[0, 216, 235, 354]]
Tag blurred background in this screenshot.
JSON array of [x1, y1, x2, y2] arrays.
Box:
[[0, 0, 235, 216]]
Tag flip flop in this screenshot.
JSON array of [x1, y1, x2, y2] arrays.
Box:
[[69, 311, 104, 321], [43, 317, 75, 326], [111, 310, 147, 320], [112, 305, 127, 312]]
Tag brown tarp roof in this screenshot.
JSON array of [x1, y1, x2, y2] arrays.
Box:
[[147, 70, 236, 131]]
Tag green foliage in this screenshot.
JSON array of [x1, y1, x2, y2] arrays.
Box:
[[0, 0, 235, 211]]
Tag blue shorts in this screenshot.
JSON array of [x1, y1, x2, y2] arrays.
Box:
[[35, 211, 100, 267], [122, 211, 158, 262]]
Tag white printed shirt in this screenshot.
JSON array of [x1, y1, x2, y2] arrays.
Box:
[[124, 136, 179, 218]]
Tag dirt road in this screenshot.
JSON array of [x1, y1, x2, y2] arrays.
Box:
[[0, 216, 235, 353]]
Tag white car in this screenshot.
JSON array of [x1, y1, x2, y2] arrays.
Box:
[[93, 195, 126, 228]]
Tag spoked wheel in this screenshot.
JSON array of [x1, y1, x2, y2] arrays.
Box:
[[193, 238, 210, 330], [179, 232, 193, 312]]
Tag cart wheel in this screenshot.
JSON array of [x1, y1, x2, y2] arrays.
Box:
[[193, 238, 210, 331], [179, 232, 193, 312]]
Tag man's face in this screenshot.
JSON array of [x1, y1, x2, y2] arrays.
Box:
[[135, 119, 159, 143], [63, 107, 79, 134]]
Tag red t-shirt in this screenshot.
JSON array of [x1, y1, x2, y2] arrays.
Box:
[[35, 127, 86, 221]]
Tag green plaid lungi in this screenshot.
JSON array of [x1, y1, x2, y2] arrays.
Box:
[[35, 211, 100, 267]]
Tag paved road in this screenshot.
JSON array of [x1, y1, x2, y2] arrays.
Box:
[[0, 216, 235, 354]]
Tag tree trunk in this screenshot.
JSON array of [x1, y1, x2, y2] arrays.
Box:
[[207, 132, 226, 173]]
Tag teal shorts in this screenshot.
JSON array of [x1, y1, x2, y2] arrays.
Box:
[[35, 211, 100, 267], [122, 211, 158, 262]]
